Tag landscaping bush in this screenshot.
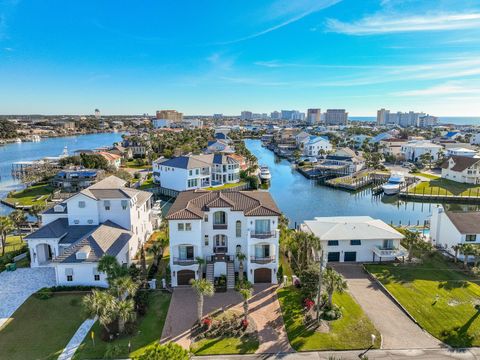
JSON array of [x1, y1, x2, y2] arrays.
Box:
[[103, 344, 124, 359], [246, 175, 259, 190], [135, 290, 149, 316], [135, 342, 190, 360], [147, 263, 159, 280], [49, 285, 97, 292], [35, 288, 53, 300]]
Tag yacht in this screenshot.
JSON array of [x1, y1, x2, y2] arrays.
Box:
[[381, 173, 405, 195], [259, 166, 271, 181]]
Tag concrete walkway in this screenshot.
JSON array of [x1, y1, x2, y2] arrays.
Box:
[[193, 347, 480, 360], [333, 263, 442, 349], [0, 267, 56, 329], [57, 316, 97, 360]]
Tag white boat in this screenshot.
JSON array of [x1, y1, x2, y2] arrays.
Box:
[[15, 138, 22, 143], [259, 166, 271, 181], [381, 173, 405, 195], [31, 135, 41, 142]]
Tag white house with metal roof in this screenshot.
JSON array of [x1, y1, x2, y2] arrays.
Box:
[[152, 154, 240, 192], [25, 176, 154, 287], [300, 216, 405, 263], [166, 190, 281, 287]]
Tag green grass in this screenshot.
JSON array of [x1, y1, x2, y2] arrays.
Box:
[[5, 182, 52, 207], [415, 172, 441, 180], [204, 181, 246, 191], [280, 252, 293, 279], [123, 159, 152, 170], [0, 293, 86, 360], [410, 178, 480, 196], [366, 254, 480, 347], [277, 287, 380, 351], [191, 336, 259, 355], [74, 291, 171, 359], [4, 235, 24, 254], [138, 176, 155, 190]]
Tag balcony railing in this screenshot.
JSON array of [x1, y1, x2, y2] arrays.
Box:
[[250, 231, 276, 239], [173, 258, 198, 266], [213, 224, 228, 230], [213, 246, 228, 253], [372, 245, 407, 258], [207, 254, 234, 263], [250, 256, 275, 264]]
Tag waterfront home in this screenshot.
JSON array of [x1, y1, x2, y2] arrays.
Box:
[[300, 136, 332, 157], [25, 176, 154, 287], [121, 136, 150, 158], [205, 139, 235, 154], [430, 206, 480, 259], [300, 216, 405, 263], [295, 131, 311, 146], [152, 154, 241, 192], [109, 145, 133, 160], [379, 138, 407, 160], [52, 168, 102, 191], [97, 151, 122, 170], [441, 156, 480, 184], [400, 140, 443, 163], [446, 147, 478, 158], [323, 147, 365, 174], [166, 190, 281, 287]]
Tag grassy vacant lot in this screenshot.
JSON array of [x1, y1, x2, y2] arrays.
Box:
[[5, 182, 52, 207], [410, 178, 480, 196], [0, 293, 86, 360], [366, 254, 480, 347], [74, 291, 171, 359], [277, 287, 380, 351]]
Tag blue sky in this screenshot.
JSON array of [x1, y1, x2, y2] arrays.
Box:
[[1, 0, 480, 116]]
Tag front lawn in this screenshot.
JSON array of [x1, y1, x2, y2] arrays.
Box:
[[123, 159, 151, 170], [415, 172, 441, 180], [366, 254, 480, 347], [0, 293, 86, 360], [277, 287, 380, 351], [191, 336, 258, 355], [74, 291, 171, 359], [410, 178, 480, 196], [204, 181, 246, 191], [5, 182, 52, 207], [138, 176, 155, 190]]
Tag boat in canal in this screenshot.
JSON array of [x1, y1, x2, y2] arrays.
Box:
[[259, 165, 271, 181], [381, 173, 406, 195]]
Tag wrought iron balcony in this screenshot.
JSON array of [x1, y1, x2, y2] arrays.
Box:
[[213, 224, 228, 230], [250, 231, 276, 239], [173, 257, 198, 266], [250, 256, 275, 264]]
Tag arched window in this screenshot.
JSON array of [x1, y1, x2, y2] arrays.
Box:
[[236, 220, 241, 237], [213, 234, 227, 253]]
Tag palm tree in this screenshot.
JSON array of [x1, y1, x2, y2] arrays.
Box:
[[323, 268, 348, 309], [191, 278, 215, 323], [239, 287, 253, 321], [294, 231, 321, 270], [83, 290, 117, 335], [110, 275, 139, 299], [236, 252, 247, 281], [117, 298, 136, 333], [98, 255, 127, 283], [9, 210, 26, 242], [460, 243, 475, 268], [0, 216, 15, 256], [402, 229, 421, 262], [452, 244, 460, 263], [29, 204, 45, 227]]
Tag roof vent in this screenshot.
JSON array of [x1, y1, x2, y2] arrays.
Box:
[[76, 245, 91, 260], [54, 205, 65, 213]]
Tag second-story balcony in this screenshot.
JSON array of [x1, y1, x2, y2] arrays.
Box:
[[372, 244, 408, 259], [213, 224, 228, 230], [250, 230, 276, 239], [250, 256, 275, 264], [173, 257, 198, 266]]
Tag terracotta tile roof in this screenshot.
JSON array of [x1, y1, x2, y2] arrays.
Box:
[[166, 190, 281, 220]]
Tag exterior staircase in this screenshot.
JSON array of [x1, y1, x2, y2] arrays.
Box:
[[206, 263, 214, 284], [227, 262, 235, 289]]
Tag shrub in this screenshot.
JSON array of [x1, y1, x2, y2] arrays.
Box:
[[135, 290, 149, 316], [303, 298, 315, 311], [277, 265, 284, 282], [135, 343, 190, 360], [104, 344, 124, 359], [35, 288, 53, 300]]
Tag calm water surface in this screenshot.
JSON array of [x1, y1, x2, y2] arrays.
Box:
[[0, 132, 123, 216], [245, 139, 439, 227]]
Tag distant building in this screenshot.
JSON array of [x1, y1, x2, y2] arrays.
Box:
[[153, 110, 183, 128], [376, 108, 389, 125], [94, 109, 101, 119], [213, 114, 223, 119], [418, 115, 438, 128], [378, 109, 427, 127], [307, 108, 321, 125], [281, 110, 304, 121], [270, 111, 281, 120], [325, 109, 348, 126], [241, 111, 253, 121]]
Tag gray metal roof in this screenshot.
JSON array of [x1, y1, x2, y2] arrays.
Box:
[[24, 218, 97, 244]]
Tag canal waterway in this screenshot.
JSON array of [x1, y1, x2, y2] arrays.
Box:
[[245, 139, 441, 227], [0, 132, 124, 216]]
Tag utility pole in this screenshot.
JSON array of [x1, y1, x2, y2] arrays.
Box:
[[316, 249, 324, 324]]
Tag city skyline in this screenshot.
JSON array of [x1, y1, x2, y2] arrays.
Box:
[[1, 0, 480, 116]]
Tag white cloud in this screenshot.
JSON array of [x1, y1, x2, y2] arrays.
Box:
[[327, 12, 480, 35], [393, 81, 480, 97]]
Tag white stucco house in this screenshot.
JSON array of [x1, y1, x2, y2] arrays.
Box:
[[446, 148, 478, 158], [441, 156, 480, 184], [166, 190, 281, 287], [400, 140, 443, 163], [430, 205, 480, 260], [300, 216, 405, 263], [25, 176, 154, 287], [301, 136, 332, 157], [152, 154, 241, 192]]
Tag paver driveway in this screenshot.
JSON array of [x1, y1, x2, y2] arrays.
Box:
[[0, 267, 56, 329], [333, 263, 442, 349], [161, 284, 292, 354]]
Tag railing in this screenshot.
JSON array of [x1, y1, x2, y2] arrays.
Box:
[[173, 258, 198, 266], [207, 254, 234, 263], [250, 231, 276, 239], [213, 246, 228, 253], [250, 256, 275, 264], [213, 224, 228, 230], [372, 245, 407, 257]]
